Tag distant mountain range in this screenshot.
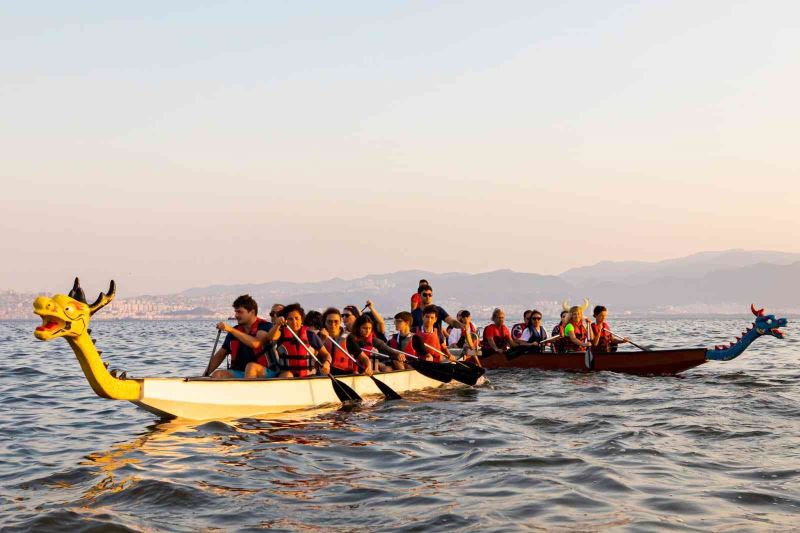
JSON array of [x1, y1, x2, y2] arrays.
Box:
[[172, 249, 800, 316]]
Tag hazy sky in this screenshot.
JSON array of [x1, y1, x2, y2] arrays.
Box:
[[2, 1, 799, 295]]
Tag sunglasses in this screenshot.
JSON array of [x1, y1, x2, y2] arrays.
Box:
[[269, 312, 278, 317], [532, 316, 542, 320], [342, 313, 352, 318]]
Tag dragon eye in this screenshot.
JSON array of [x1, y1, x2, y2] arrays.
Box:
[[65, 306, 72, 313]]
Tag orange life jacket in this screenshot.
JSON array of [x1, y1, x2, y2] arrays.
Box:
[[326, 333, 358, 374], [566, 322, 587, 352], [415, 328, 444, 362], [591, 322, 614, 353], [229, 318, 268, 370], [389, 333, 416, 358], [277, 325, 314, 377]]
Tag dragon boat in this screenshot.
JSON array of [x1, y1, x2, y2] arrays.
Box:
[[481, 304, 787, 375], [32, 279, 465, 421]]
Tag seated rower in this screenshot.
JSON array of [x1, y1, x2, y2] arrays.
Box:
[[590, 305, 628, 353], [205, 295, 274, 379], [413, 304, 456, 362], [269, 303, 332, 378], [551, 310, 570, 354], [564, 305, 591, 352], [481, 308, 517, 356], [511, 310, 532, 341], [343, 301, 388, 341], [346, 314, 400, 372], [517, 309, 548, 353], [319, 307, 372, 375], [378, 312, 413, 370]]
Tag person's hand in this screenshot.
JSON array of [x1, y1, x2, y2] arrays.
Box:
[[448, 354, 457, 362], [365, 365, 374, 377], [622, 337, 630, 343], [318, 327, 329, 340], [397, 353, 406, 363], [532, 341, 539, 347], [275, 317, 286, 327], [321, 361, 331, 375], [365, 299, 374, 310], [216, 321, 231, 333], [584, 318, 591, 323]]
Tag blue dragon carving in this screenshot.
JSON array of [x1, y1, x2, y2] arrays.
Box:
[[706, 304, 788, 361]]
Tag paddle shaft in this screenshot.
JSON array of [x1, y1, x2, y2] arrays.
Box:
[[284, 324, 362, 402], [610, 331, 650, 352], [203, 329, 223, 377], [326, 336, 402, 400]]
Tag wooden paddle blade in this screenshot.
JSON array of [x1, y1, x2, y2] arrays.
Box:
[[452, 362, 485, 386], [407, 358, 453, 383], [329, 375, 362, 403], [371, 375, 402, 401]]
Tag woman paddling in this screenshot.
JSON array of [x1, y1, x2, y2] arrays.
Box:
[[268, 303, 333, 378], [564, 305, 591, 352], [318, 307, 372, 376], [590, 305, 628, 353], [517, 309, 548, 353], [551, 309, 570, 354], [346, 314, 406, 372]]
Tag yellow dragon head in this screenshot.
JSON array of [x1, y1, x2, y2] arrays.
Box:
[[33, 278, 115, 341]]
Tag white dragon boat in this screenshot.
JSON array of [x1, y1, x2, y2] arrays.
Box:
[[33, 279, 463, 421]]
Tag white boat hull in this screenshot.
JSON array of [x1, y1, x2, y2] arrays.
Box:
[[130, 369, 454, 420]]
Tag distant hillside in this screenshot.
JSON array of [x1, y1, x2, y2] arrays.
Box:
[[561, 249, 800, 286]]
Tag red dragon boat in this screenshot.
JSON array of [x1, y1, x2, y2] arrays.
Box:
[[479, 305, 787, 376]]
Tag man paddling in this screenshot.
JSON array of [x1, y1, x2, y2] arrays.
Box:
[[410, 284, 464, 332], [205, 295, 274, 379]]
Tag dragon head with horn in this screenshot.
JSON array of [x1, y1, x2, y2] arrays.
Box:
[[33, 278, 115, 341], [750, 304, 787, 339]]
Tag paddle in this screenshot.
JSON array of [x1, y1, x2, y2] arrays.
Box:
[[585, 320, 594, 370], [421, 342, 486, 386], [369, 348, 455, 384], [202, 329, 223, 377], [327, 336, 401, 401], [506, 334, 561, 360], [284, 325, 362, 404], [610, 331, 651, 352]]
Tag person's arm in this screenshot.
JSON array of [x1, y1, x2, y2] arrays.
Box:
[[365, 300, 386, 334], [267, 318, 285, 341], [444, 314, 465, 330], [590, 324, 602, 348], [567, 326, 590, 348], [217, 322, 269, 351], [204, 346, 229, 376]]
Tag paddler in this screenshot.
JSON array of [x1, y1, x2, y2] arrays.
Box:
[[411, 284, 464, 332], [564, 304, 591, 352], [381, 312, 415, 369], [318, 307, 372, 375], [346, 314, 403, 372], [205, 295, 275, 379], [590, 305, 628, 353], [481, 307, 517, 356], [551, 310, 570, 353], [511, 310, 532, 340], [517, 309, 548, 353], [268, 303, 332, 378], [413, 304, 457, 362]]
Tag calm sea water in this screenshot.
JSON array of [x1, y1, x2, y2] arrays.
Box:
[[1, 317, 798, 532]]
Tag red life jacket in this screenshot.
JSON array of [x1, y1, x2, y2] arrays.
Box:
[[481, 324, 510, 353], [229, 318, 268, 370], [389, 333, 416, 358], [591, 322, 614, 353], [552, 323, 569, 353], [510, 322, 525, 340], [326, 333, 358, 374], [566, 322, 587, 352], [277, 325, 314, 377], [416, 328, 444, 362]]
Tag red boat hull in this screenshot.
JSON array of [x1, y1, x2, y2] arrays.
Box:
[[480, 348, 708, 376]]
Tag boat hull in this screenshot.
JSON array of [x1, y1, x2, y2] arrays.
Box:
[[129, 369, 453, 420], [479, 348, 708, 375]]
